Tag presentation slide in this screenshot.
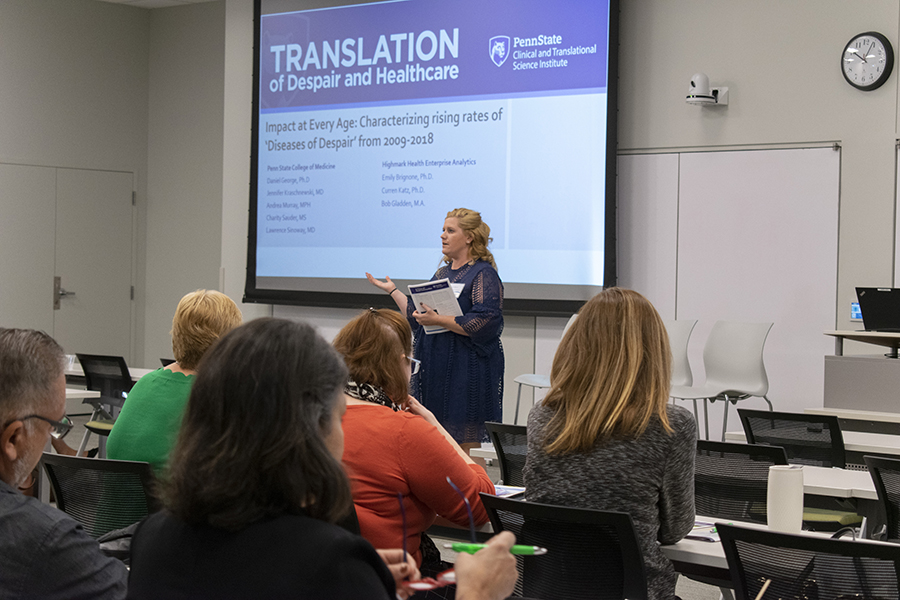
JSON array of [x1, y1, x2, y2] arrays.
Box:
[[249, 0, 615, 307]]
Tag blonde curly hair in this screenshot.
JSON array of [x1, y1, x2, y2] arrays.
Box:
[[171, 290, 243, 370], [442, 207, 497, 270]]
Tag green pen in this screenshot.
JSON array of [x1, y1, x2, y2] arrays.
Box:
[[443, 542, 548, 555]]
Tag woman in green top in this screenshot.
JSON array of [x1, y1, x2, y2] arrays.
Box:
[[106, 290, 242, 474]]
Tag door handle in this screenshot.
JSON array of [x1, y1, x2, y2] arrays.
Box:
[[53, 276, 75, 310]]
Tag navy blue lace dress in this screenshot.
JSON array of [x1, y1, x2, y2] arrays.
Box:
[[406, 260, 504, 443]]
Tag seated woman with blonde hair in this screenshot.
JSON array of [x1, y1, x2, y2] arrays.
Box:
[[333, 308, 496, 586], [524, 288, 696, 600], [106, 289, 242, 474]]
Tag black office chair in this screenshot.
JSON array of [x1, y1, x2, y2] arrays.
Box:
[[479, 494, 647, 600], [75, 354, 135, 457], [695, 440, 789, 524], [40, 453, 158, 539], [738, 408, 846, 468], [718, 522, 900, 600], [865, 455, 900, 541], [485, 422, 527, 486]]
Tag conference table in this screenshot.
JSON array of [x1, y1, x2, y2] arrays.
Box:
[[432, 513, 865, 589], [65, 365, 155, 381], [724, 429, 900, 465], [823, 330, 900, 412], [64, 387, 101, 415]]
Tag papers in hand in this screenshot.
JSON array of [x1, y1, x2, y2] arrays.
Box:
[[686, 521, 720, 542], [408, 278, 463, 335], [493, 485, 526, 498]]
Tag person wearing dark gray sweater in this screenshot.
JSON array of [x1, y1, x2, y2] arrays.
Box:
[[523, 288, 696, 600]]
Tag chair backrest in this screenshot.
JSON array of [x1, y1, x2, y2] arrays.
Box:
[[702, 321, 773, 396], [739, 408, 846, 468], [695, 440, 788, 524], [865, 455, 900, 541], [664, 319, 698, 387], [480, 494, 647, 600], [718, 523, 900, 600], [485, 422, 527, 487], [40, 452, 158, 538], [75, 354, 134, 403]]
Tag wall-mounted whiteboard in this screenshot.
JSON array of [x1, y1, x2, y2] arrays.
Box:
[[619, 147, 839, 437], [895, 149, 900, 286]]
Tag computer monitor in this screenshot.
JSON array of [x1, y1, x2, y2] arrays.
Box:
[[855, 287, 900, 331]]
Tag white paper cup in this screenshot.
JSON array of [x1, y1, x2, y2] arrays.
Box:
[[767, 464, 804, 533]]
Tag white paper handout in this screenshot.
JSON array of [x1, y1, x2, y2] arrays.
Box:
[[408, 278, 463, 335]]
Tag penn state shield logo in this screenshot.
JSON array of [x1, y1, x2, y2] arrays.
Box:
[[489, 36, 510, 67]]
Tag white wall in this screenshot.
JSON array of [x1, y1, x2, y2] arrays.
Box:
[[5, 0, 899, 426], [618, 0, 900, 328], [0, 0, 149, 358], [613, 0, 900, 434], [143, 2, 227, 365], [221, 0, 271, 323], [212, 0, 900, 425]]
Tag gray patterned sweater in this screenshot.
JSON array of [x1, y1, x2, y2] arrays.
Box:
[[524, 403, 696, 600]]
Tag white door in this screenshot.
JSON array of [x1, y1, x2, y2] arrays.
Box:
[[0, 164, 57, 332], [54, 169, 134, 361]]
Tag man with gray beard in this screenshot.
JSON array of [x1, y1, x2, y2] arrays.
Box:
[[0, 328, 126, 599]]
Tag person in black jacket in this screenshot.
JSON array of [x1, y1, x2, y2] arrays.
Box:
[[127, 317, 517, 600]]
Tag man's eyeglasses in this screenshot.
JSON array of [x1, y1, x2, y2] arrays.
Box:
[[17, 415, 74, 440], [404, 356, 421, 375]]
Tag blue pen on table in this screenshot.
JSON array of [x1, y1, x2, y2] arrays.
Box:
[[443, 542, 548, 555]]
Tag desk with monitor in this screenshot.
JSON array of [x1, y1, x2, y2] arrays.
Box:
[[824, 330, 900, 413]]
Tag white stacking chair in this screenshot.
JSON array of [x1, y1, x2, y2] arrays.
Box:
[[664, 319, 699, 433], [512, 313, 578, 425], [670, 320, 774, 441]]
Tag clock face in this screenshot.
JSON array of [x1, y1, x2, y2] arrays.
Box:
[[842, 32, 894, 91]]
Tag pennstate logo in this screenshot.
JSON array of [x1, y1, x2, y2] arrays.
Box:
[[489, 36, 510, 67]]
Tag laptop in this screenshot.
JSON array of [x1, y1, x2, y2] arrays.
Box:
[[855, 287, 900, 331]]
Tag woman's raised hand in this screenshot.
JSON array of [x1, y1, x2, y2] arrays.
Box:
[[365, 272, 395, 294], [405, 396, 439, 427]]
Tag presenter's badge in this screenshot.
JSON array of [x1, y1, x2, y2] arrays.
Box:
[[489, 36, 510, 67]]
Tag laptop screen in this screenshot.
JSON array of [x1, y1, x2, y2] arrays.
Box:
[[855, 287, 900, 331]]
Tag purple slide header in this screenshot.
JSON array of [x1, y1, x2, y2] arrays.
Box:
[[259, 0, 609, 110]]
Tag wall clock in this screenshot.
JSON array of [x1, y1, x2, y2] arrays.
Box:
[[842, 31, 894, 91]]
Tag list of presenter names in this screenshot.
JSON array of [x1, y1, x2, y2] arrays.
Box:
[[260, 156, 477, 237]]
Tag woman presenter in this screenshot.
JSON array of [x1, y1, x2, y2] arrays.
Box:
[[367, 207, 504, 454]]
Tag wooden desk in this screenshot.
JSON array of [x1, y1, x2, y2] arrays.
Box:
[[65, 365, 154, 381], [65, 388, 101, 400], [661, 518, 895, 588], [64, 387, 101, 415], [725, 429, 900, 459], [806, 407, 900, 435], [801, 465, 877, 501], [433, 513, 854, 589], [725, 428, 900, 475], [478, 440, 878, 502], [825, 330, 900, 357]]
